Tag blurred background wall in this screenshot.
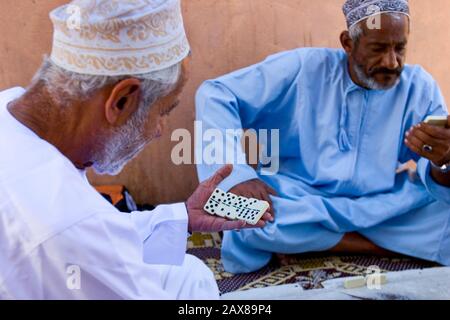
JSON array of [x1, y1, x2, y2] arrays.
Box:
[[1, 0, 449, 205]]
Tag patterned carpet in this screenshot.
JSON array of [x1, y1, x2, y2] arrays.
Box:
[[187, 232, 439, 294]]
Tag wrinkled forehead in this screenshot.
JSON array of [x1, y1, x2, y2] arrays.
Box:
[[360, 13, 410, 44]]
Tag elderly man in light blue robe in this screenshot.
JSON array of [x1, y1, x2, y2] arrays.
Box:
[[195, 0, 450, 273]]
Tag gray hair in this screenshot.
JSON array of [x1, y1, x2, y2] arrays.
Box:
[[31, 57, 182, 111], [349, 22, 364, 44]]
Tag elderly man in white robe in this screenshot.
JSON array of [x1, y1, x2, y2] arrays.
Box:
[[0, 0, 272, 300]]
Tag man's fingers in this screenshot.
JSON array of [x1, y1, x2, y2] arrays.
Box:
[[413, 125, 448, 145], [221, 220, 247, 231], [406, 128, 448, 161], [207, 165, 233, 186], [420, 123, 450, 140], [257, 191, 273, 215], [216, 215, 270, 231], [405, 136, 425, 157], [262, 212, 274, 222], [410, 127, 443, 148], [252, 220, 267, 228], [267, 203, 275, 217], [259, 190, 272, 203], [264, 184, 278, 196], [262, 191, 276, 217], [406, 134, 426, 150]]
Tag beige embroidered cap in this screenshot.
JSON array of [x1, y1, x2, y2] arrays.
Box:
[[49, 0, 190, 76]]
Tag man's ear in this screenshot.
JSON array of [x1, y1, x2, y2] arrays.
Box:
[[340, 30, 354, 55], [104, 78, 141, 126]]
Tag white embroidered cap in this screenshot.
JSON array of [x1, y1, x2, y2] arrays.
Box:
[[49, 0, 190, 76]]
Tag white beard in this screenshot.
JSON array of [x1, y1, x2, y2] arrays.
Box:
[[93, 139, 147, 176], [353, 63, 400, 90], [92, 107, 150, 176]]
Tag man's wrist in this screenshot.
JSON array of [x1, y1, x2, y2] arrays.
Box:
[[431, 160, 450, 173], [430, 163, 450, 187]]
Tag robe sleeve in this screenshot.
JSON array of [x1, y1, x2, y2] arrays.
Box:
[[416, 79, 450, 204], [39, 211, 175, 299], [129, 203, 189, 266], [195, 49, 303, 191], [417, 159, 450, 205], [36, 205, 198, 300]]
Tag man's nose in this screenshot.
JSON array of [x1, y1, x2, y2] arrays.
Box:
[[381, 49, 399, 70]]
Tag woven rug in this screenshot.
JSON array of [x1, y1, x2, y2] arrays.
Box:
[[187, 232, 439, 294]]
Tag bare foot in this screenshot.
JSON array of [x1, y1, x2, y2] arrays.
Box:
[[275, 253, 293, 266], [275, 233, 400, 267], [330, 233, 398, 256]]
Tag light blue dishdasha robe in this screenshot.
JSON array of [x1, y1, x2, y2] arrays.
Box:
[[195, 48, 450, 274]]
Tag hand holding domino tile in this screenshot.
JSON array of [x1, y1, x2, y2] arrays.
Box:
[[405, 115, 450, 167], [203, 188, 271, 225], [424, 115, 449, 128], [229, 179, 277, 218], [186, 165, 274, 233]]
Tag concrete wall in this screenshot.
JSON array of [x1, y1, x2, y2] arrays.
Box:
[[1, 0, 449, 204]]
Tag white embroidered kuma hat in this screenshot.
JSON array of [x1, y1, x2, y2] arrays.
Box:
[[49, 0, 190, 76]]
